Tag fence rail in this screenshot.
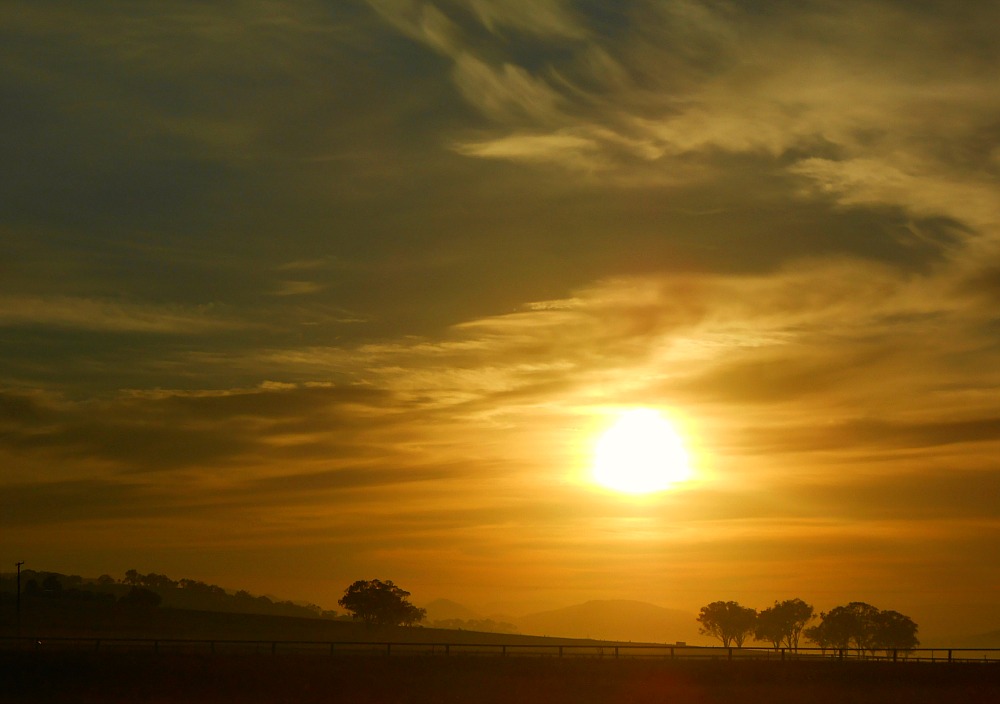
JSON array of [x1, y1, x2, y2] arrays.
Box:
[[1, 637, 998, 662]]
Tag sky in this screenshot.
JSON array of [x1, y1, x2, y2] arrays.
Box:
[[2, 0, 999, 641]]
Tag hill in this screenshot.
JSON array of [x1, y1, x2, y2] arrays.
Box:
[[422, 598, 481, 622], [0, 569, 338, 622], [1, 595, 636, 648], [951, 628, 1000, 648], [421, 598, 520, 634], [517, 600, 702, 644]]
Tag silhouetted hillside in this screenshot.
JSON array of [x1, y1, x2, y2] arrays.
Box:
[[517, 600, 703, 644], [0, 569, 341, 623], [951, 628, 1000, 648], [422, 598, 481, 622], [422, 599, 519, 634]]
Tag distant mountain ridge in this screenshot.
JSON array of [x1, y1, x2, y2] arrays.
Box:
[[421, 598, 481, 622], [950, 628, 1000, 648]]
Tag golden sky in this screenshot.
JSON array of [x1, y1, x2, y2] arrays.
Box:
[[2, 1, 999, 640]]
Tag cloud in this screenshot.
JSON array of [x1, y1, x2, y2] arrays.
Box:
[[790, 157, 1000, 232], [451, 54, 566, 124], [0, 295, 246, 333], [364, 0, 1000, 261], [271, 280, 327, 297], [3, 0, 999, 632], [466, 0, 585, 38]]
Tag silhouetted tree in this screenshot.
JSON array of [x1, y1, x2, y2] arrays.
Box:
[[338, 579, 426, 627], [755, 598, 814, 650], [871, 609, 919, 655], [807, 602, 876, 653], [141, 572, 178, 589], [118, 587, 162, 608], [697, 601, 758, 647], [97, 574, 116, 586], [41, 574, 62, 594], [803, 620, 832, 653], [806, 602, 916, 656], [123, 569, 142, 586]]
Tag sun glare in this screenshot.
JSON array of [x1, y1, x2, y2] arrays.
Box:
[[592, 408, 693, 494]]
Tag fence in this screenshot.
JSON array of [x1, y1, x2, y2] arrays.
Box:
[[1, 637, 998, 662]]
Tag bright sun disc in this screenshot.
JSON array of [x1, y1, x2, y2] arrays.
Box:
[[592, 409, 693, 494]]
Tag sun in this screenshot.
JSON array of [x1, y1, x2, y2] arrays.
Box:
[[592, 408, 693, 494]]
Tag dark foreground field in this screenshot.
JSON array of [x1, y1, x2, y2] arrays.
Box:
[[2, 652, 998, 704]]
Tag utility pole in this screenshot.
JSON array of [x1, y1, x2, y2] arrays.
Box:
[[15, 561, 24, 637]]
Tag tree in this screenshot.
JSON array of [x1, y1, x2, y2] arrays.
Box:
[[41, 574, 62, 594], [697, 601, 758, 647], [141, 572, 178, 589], [338, 579, 426, 627], [118, 587, 162, 608], [123, 569, 142, 586], [803, 620, 832, 653], [871, 609, 919, 656], [806, 602, 917, 656], [755, 605, 785, 650], [809, 602, 879, 653], [755, 598, 814, 650]]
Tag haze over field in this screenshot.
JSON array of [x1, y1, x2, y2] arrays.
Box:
[[2, 1, 998, 642]]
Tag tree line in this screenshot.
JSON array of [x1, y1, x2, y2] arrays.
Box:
[[3, 569, 341, 620], [697, 599, 919, 655]]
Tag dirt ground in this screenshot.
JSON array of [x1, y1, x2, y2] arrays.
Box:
[[2, 652, 999, 704]]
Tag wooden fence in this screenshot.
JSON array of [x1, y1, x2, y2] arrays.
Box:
[[1, 637, 998, 663]]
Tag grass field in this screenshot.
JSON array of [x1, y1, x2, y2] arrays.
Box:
[[4, 601, 998, 703], [2, 651, 998, 704]]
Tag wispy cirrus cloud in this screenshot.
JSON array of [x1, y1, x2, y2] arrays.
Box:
[[366, 0, 1000, 263], [0, 295, 246, 334]]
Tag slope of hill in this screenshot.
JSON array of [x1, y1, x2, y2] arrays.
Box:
[[952, 628, 1000, 648], [422, 598, 481, 622], [517, 600, 702, 644], [0, 569, 337, 622], [1, 596, 634, 648]]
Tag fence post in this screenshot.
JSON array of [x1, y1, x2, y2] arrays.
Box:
[[670, 646, 675, 660], [892, 649, 897, 662], [615, 646, 619, 659], [728, 648, 733, 661], [781, 648, 785, 661], [502, 645, 507, 657], [445, 644, 450, 657], [948, 650, 953, 663], [559, 646, 563, 658]]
